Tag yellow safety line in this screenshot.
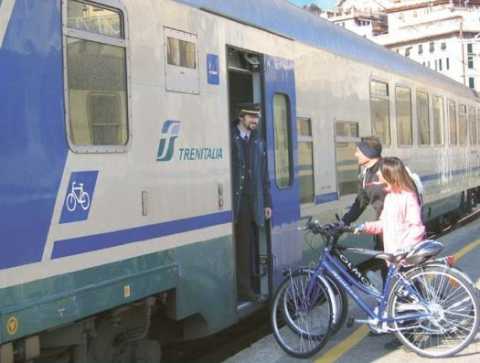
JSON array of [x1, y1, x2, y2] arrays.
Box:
[[314, 326, 369, 363], [314, 237, 480, 363], [454, 238, 480, 261]]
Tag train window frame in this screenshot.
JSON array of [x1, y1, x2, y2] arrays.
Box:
[[477, 107, 480, 144], [297, 117, 315, 205], [416, 89, 431, 146], [164, 27, 200, 94], [448, 99, 458, 146], [432, 95, 445, 146], [468, 105, 477, 145], [458, 104, 468, 146], [395, 85, 414, 147], [369, 78, 391, 146], [334, 121, 361, 197], [62, 0, 131, 153], [273, 93, 293, 189]]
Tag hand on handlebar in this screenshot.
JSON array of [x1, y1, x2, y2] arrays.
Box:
[[353, 224, 365, 234]]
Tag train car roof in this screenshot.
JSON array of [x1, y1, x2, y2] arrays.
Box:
[[176, 0, 477, 100]]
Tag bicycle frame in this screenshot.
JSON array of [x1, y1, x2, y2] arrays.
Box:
[[310, 247, 430, 325]]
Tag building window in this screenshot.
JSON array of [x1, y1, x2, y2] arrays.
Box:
[[446, 57, 450, 70], [467, 43, 473, 54], [335, 122, 360, 196], [273, 94, 292, 188], [458, 104, 467, 145], [434, 60, 438, 71], [418, 44, 423, 54], [297, 118, 315, 204], [370, 80, 391, 145], [441, 42, 447, 50], [439, 59, 443, 71], [448, 100, 457, 145], [396, 86, 413, 145], [468, 56, 474, 69], [405, 47, 411, 57], [417, 90, 430, 145], [429, 41, 435, 53], [469, 77, 475, 89], [65, 0, 129, 148], [427, 60, 431, 68], [469, 106, 477, 145], [433, 96, 445, 145]]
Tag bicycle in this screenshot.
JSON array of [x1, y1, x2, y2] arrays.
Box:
[[271, 218, 480, 358]]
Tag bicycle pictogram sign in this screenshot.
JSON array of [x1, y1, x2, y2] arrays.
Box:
[[65, 182, 91, 212], [60, 171, 98, 224]]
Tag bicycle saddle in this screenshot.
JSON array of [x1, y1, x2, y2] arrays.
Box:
[[375, 240, 444, 266]]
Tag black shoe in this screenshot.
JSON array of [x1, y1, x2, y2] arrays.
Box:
[[240, 290, 260, 302]]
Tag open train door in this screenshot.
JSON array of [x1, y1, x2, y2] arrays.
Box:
[[263, 55, 302, 290]]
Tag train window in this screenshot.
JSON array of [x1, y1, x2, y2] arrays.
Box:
[[416, 90, 430, 145], [273, 94, 292, 189], [370, 80, 390, 145], [433, 96, 445, 145], [167, 37, 196, 69], [297, 118, 315, 204], [65, 1, 129, 149], [396, 86, 413, 145], [448, 100, 457, 145], [67, 0, 123, 38], [477, 108, 480, 143], [335, 121, 360, 196], [469, 106, 477, 144], [164, 27, 199, 94], [459, 104, 467, 145]]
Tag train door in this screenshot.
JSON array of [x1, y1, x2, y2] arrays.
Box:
[[227, 47, 268, 310], [263, 55, 302, 289]]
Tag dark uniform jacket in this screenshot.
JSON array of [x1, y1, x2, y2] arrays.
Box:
[[231, 126, 272, 226], [342, 161, 386, 225]]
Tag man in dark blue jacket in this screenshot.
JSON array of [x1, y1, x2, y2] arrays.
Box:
[[231, 103, 272, 301]]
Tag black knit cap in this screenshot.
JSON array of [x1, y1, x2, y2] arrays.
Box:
[[356, 137, 382, 159]]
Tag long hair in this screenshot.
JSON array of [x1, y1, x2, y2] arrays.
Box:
[[379, 157, 417, 194]]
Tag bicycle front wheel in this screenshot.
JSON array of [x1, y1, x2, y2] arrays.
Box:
[[388, 265, 480, 358], [271, 271, 333, 358]]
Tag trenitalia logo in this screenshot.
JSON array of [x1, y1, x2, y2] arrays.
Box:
[[157, 120, 181, 162]]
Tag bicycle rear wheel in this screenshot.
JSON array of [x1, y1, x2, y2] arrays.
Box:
[[271, 271, 333, 358], [388, 265, 480, 358]]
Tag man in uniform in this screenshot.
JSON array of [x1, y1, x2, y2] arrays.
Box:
[[231, 103, 272, 301]]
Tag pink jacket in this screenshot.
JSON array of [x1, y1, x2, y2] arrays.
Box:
[[363, 190, 425, 253]]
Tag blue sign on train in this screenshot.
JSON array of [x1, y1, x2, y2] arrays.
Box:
[[60, 171, 99, 224], [207, 54, 219, 85]]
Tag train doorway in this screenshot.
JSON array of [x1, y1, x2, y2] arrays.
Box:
[[227, 47, 270, 310]]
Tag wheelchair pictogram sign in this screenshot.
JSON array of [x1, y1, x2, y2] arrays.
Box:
[[60, 171, 98, 224]]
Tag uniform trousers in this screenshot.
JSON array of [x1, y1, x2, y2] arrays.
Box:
[[234, 193, 259, 297]]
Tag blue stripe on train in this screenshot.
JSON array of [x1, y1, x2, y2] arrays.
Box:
[[52, 211, 233, 259], [0, 0, 67, 269]]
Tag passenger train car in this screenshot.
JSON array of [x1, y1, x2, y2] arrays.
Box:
[[1, 0, 480, 361]]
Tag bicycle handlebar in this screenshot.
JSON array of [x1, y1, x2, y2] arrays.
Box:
[[300, 217, 354, 245]]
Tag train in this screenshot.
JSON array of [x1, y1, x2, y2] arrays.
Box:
[[1, 0, 480, 362]]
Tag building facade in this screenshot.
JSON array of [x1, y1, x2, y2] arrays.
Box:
[[308, 0, 480, 91]]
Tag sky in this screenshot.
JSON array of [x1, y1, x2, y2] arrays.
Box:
[[289, 0, 336, 10]]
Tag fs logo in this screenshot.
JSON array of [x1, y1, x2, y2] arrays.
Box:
[[157, 120, 181, 161]]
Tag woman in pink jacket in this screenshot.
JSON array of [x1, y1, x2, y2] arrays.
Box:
[[357, 157, 425, 253]]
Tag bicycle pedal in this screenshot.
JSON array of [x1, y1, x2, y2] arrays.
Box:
[[346, 317, 355, 328]]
